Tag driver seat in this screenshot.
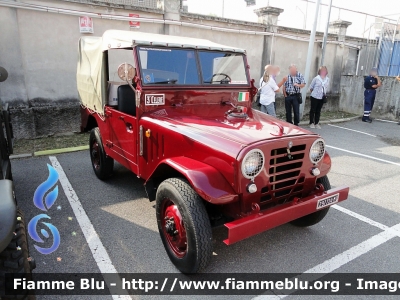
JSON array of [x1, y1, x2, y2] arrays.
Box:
[[117, 67, 136, 116], [117, 85, 136, 116]]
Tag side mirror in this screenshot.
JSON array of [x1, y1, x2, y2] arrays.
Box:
[[0, 66, 8, 82], [117, 63, 135, 82]]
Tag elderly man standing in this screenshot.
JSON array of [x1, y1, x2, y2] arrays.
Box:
[[283, 64, 306, 126]]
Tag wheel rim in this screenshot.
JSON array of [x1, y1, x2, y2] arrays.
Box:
[[161, 198, 187, 258], [91, 141, 101, 170]]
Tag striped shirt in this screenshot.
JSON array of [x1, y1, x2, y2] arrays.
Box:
[[284, 72, 306, 95]]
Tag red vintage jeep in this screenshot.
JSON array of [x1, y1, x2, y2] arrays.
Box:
[[78, 30, 349, 273]]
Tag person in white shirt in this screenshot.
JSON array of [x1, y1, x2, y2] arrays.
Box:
[[259, 65, 287, 117]]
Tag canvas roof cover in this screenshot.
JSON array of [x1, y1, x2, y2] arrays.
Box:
[[77, 30, 246, 114], [77, 36, 107, 115]]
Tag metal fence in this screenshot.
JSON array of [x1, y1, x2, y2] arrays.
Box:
[[357, 21, 381, 76], [282, 1, 400, 77], [375, 21, 400, 76], [359, 20, 400, 76]]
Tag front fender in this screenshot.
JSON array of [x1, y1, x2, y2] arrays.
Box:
[[0, 180, 17, 252], [146, 157, 238, 204]]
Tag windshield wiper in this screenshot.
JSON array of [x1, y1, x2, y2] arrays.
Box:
[[204, 73, 231, 84], [147, 79, 178, 84], [204, 79, 231, 84]]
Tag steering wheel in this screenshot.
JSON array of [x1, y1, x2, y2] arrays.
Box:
[[210, 73, 231, 84]]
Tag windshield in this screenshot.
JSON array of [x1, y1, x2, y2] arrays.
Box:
[[198, 51, 247, 85], [139, 47, 199, 85], [138, 47, 248, 85]]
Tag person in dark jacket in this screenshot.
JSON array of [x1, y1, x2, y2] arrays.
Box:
[[397, 76, 400, 125], [362, 67, 381, 123]]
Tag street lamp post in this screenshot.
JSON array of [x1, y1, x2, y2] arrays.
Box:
[[320, 0, 333, 66], [300, 0, 322, 118]]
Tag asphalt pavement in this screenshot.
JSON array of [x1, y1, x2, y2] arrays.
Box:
[[10, 118, 400, 300]]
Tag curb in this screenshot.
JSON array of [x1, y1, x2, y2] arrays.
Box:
[[34, 145, 89, 156], [10, 145, 89, 159], [9, 153, 33, 159]]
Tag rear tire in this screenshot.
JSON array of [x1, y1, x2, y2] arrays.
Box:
[[0, 209, 35, 299], [156, 178, 212, 274], [290, 176, 331, 227], [89, 128, 114, 180]]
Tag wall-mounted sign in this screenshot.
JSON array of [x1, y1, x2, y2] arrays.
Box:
[[129, 13, 140, 29], [79, 16, 94, 34]]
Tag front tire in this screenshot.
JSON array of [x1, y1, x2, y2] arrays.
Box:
[[156, 178, 212, 273], [89, 128, 114, 180], [290, 176, 331, 227], [0, 209, 35, 299]]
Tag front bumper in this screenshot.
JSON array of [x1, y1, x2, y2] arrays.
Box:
[[223, 185, 349, 245]]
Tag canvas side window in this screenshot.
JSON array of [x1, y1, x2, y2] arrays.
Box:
[[108, 49, 136, 82], [107, 49, 136, 107]]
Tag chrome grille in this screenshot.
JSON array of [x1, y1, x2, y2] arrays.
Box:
[[260, 144, 306, 208]]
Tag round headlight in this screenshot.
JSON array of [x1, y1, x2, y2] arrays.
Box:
[[241, 149, 265, 179], [309, 138, 325, 164]]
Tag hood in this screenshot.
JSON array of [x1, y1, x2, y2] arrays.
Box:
[[143, 105, 315, 151]]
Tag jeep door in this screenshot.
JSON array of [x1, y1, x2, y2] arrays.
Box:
[[106, 106, 138, 172], [105, 50, 138, 173]]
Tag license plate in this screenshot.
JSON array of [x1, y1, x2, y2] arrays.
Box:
[[145, 94, 165, 106], [316, 193, 339, 209]]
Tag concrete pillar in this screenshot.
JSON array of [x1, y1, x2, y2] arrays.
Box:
[[163, 0, 181, 35], [254, 6, 284, 77], [254, 6, 284, 32], [164, 0, 181, 21], [328, 20, 352, 42], [328, 20, 352, 94]]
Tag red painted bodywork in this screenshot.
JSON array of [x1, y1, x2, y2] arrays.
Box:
[[81, 46, 349, 244], [160, 157, 238, 204]]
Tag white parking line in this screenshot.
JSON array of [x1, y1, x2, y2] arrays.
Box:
[[326, 145, 400, 167], [327, 124, 377, 137], [375, 119, 398, 124], [305, 223, 400, 273], [331, 206, 400, 237], [332, 205, 389, 231], [49, 156, 131, 300], [253, 222, 400, 300]]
